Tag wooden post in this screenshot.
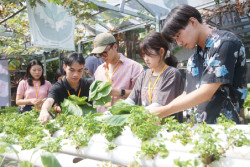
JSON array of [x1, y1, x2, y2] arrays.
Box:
[[125, 30, 138, 61]]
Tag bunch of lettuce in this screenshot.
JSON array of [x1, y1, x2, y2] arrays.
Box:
[[108, 99, 145, 115], [61, 95, 96, 117], [89, 80, 112, 108]]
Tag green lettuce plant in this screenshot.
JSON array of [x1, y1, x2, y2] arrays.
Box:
[[89, 81, 112, 108]]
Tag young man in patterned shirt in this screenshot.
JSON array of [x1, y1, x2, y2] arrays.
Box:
[[148, 4, 247, 124]]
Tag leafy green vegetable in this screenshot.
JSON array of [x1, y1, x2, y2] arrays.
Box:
[[71, 133, 91, 148], [41, 152, 61, 167], [137, 140, 169, 159], [217, 113, 236, 131], [174, 158, 200, 167], [101, 121, 124, 142], [127, 110, 161, 141], [171, 126, 192, 146], [81, 113, 102, 136], [191, 123, 224, 165], [62, 115, 84, 137], [61, 95, 96, 116], [93, 95, 112, 107], [89, 81, 112, 107], [103, 114, 129, 126], [68, 95, 88, 105], [108, 99, 145, 115]]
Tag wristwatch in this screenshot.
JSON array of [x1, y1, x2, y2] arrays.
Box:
[[121, 89, 126, 96]]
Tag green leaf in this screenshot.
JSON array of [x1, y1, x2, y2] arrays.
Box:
[[41, 152, 61, 167], [20, 161, 33, 167], [93, 95, 112, 108], [61, 99, 83, 116], [61, 95, 96, 116], [80, 104, 96, 115], [108, 99, 145, 115], [89, 81, 112, 103], [103, 115, 129, 126], [68, 95, 87, 105], [94, 86, 112, 101]]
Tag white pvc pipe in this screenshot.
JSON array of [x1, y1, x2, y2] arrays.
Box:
[[1, 144, 102, 167]]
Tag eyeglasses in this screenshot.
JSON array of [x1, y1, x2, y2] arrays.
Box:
[[97, 44, 113, 58]]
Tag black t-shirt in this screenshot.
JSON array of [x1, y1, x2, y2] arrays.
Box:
[[185, 29, 247, 124], [48, 77, 93, 106]]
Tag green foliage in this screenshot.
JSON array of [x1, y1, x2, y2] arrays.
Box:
[[41, 138, 62, 153], [227, 128, 250, 147], [89, 81, 112, 108], [1, 105, 250, 166], [214, 0, 220, 4], [127, 110, 161, 141], [217, 113, 236, 132], [163, 116, 185, 132], [243, 92, 250, 108], [41, 152, 61, 167], [108, 99, 145, 115], [71, 132, 91, 148], [81, 113, 102, 136], [0, 0, 98, 56], [44, 121, 60, 136], [137, 140, 169, 159], [0, 106, 18, 114], [171, 126, 192, 146], [62, 115, 83, 137], [106, 142, 117, 151], [61, 95, 96, 116], [101, 121, 124, 142], [173, 46, 184, 55], [20, 161, 34, 167], [191, 123, 224, 165], [174, 158, 200, 167], [103, 114, 129, 126]]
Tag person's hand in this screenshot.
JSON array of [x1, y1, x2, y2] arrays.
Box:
[[146, 106, 161, 115], [38, 110, 52, 124], [30, 98, 41, 106], [38, 98, 46, 105], [53, 105, 62, 115]]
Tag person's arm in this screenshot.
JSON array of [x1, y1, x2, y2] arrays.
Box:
[[38, 98, 54, 124], [148, 82, 221, 118], [110, 88, 131, 98], [16, 94, 42, 106]]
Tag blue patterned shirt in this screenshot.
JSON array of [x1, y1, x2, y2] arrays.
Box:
[[185, 29, 247, 124]]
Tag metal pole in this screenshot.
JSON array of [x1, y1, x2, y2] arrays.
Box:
[[156, 15, 160, 32], [59, 51, 62, 70], [43, 53, 46, 77], [78, 42, 82, 53]]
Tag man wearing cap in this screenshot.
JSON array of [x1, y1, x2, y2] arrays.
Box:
[[91, 32, 144, 113]]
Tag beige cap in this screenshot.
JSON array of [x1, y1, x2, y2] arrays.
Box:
[[91, 33, 116, 54]]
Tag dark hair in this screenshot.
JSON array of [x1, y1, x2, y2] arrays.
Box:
[[63, 52, 85, 66], [162, 4, 202, 42], [138, 32, 178, 67], [54, 68, 65, 81], [109, 42, 116, 48], [25, 59, 45, 86]]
